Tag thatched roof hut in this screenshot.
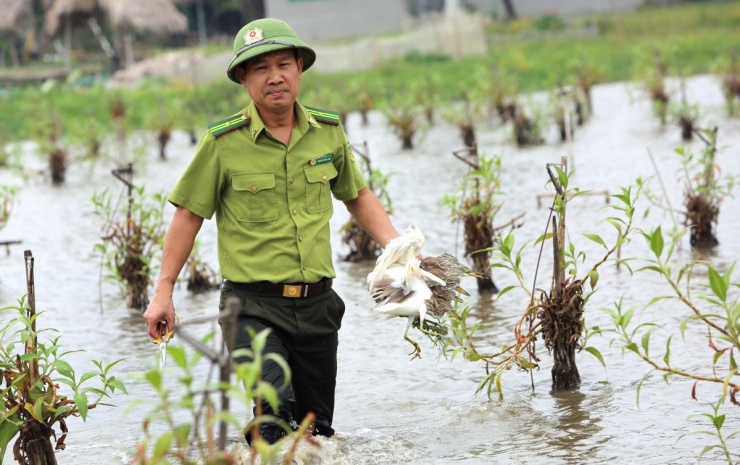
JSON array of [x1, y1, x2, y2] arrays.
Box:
[[104, 0, 188, 34], [44, 0, 187, 36], [0, 0, 33, 36]]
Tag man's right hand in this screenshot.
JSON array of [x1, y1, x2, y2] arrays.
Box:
[[143, 292, 176, 341]]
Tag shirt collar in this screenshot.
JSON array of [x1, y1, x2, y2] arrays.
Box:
[[244, 101, 320, 142]]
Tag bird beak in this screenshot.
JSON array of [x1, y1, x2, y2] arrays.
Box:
[[455, 286, 470, 296]]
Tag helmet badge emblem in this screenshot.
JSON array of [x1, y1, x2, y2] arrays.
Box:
[[244, 28, 263, 45]]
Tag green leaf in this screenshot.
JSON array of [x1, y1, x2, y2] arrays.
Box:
[[698, 445, 721, 461], [74, 393, 89, 421], [708, 266, 728, 303], [78, 370, 98, 386], [173, 423, 191, 448], [496, 285, 518, 298], [650, 226, 664, 258], [584, 347, 605, 367], [54, 360, 75, 379], [625, 342, 639, 354], [33, 398, 46, 423], [534, 233, 553, 246], [0, 416, 21, 459], [589, 270, 599, 290], [713, 414, 725, 429], [103, 358, 125, 375], [144, 370, 163, 390], [636, 370, 652, 409], [641, 331, 651, 357], [107, 378, 127, 394], [168, 345, 187, 369], [663, 336, 672, 366], [153, 431, 174, 460], [584, 234, 608, 250]]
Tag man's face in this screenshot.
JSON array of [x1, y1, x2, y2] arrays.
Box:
[[236, 49, 303, 115]]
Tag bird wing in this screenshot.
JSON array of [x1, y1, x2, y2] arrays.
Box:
[[367, 225, 425, 291], [372, 278, 432, 322], [373, 261, 433, 321], [370, 264, 408, 304]]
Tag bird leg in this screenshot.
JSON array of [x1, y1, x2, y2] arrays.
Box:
[[412, 316, 448, 338], [404, 317, 422, 360]]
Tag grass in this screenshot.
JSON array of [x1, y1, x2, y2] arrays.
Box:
[[0, 2, 738, 142], [309, 1, 740, 99]]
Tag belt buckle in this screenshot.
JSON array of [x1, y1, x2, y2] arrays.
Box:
[[283, 284, 302, 298]]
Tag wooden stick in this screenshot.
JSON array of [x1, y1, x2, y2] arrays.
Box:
[[552, 217, 561, 299], [24, 250, 39, 384], [647, 147, 679, 230], [492, 212, 526, 235]]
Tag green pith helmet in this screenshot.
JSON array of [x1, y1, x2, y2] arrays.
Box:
[[226, 18, 316, 83]]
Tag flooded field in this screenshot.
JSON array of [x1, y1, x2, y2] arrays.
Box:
[[1, 74, 740, 464]]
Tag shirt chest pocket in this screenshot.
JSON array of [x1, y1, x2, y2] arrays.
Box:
[[232, 172, 278, 222], [304, 164, 338, 213]]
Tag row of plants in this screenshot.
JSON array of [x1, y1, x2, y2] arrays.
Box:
[[0, 46, 735, 187], [390, 119, 737, 462], [1, 251, 314, 464], [1, 110, 737, 465]]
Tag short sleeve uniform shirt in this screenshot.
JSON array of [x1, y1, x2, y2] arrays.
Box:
[[168, 101, 367, 284]]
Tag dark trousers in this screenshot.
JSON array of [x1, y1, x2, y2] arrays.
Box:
[[218, 281, 345, 436]]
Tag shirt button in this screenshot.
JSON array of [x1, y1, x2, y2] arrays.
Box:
[[289, 178, 294, 184], [299, 235, 303, 242], [302, 265, 307, 271], [293, 209, 298, 215], [251, 185, 257, 192], [322, 175, 327, 182]]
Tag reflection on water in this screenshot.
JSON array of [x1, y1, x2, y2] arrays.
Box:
[[1, 74, 739, 464]]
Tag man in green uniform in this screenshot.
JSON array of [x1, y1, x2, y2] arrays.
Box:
[[143, 18, 399, 444]]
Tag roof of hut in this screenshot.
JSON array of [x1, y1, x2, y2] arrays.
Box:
[[44, 0, 187, 36], [103, 0, 188, 34], [0, 0, 33, 34]]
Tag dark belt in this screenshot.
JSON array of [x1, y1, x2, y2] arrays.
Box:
[[226, 278, 332, 298]]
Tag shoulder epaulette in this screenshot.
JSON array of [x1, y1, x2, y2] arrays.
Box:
[[306, 106, 340, 126], [208, 113, 250, 138]]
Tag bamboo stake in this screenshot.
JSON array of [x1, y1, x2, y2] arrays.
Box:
[[172, 298, 238, 452], [24, 250, 39, 385]]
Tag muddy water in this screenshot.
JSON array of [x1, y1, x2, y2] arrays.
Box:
[[1, 74, 739, 464]]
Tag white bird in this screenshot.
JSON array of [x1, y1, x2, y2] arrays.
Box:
[[368, 225, 445, 358]]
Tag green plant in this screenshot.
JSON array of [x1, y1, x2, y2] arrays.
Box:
[[0, 185, 17, 233], [184, 240, 220, 293], [600, 224, 740, 463], [1, 283, 125, 465], [383, 106, 419, 150], [442, 91, 486, 150], [443, 154, 503, 292], [534, 13, 566, 32], [683, 396, 739, 464], [442, 172, 640, 397], [131, 327, 317, 464], [511, 100, 545, 146], [634, 47, 672, 125], [711, 50, 740, 116], [669, 100, 700, 141], [676, 128, 735, 248], [92, 185, 167, 310]]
